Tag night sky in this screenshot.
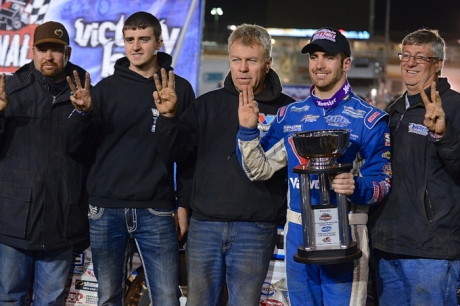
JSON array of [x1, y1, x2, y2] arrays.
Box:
[[204, 0, 460, 41]]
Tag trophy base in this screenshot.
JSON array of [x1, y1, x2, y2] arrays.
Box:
[[294, 241, 362, 265]]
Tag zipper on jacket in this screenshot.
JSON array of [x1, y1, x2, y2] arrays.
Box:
[[227, 151, 235, 160], [394, 114, 404, 132], [425, 190, 434, 224], [423, 122, 433, 224]]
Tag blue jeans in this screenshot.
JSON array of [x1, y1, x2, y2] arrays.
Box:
[[378, 256, 460, 306], [88, 206, 180, 306], [285, 222, 354, 306], [185, 218, 277, 306], [0, 242, 73, 306]]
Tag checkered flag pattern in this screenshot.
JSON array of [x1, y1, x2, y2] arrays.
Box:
[[24, 0, 51, 24]]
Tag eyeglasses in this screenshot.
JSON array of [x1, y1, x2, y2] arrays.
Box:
[[398, 53, 439, 64]]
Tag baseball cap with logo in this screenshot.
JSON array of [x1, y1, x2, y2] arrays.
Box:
[[301, 27, 351, 57], [33, 21, 70, 46]]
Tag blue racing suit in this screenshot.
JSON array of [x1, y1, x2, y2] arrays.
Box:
[[237, 92, 391, 306]]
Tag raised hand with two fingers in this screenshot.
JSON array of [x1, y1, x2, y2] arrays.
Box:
[[420, 82, 445, 138]]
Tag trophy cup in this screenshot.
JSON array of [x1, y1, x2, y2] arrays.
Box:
[[291, 129, 362, 264]]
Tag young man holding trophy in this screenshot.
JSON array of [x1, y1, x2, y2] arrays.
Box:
[[236, 27, 391, 305]]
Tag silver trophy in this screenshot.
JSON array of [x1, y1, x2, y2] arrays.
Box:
[[291, 129, 362, 264]]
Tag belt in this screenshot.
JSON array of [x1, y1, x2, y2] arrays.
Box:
[[286, 209, 368, 225]]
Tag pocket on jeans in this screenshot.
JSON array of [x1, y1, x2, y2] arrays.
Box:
[[147, 208, 174, 217], [88, 204, 104, 220], [255, 221, 276, 229], [0, 183, 32, 238]]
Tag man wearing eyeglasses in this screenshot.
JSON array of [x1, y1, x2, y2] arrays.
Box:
[[370, 28, 460, 305]]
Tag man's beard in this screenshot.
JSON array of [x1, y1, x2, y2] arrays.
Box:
[[41, 65, 58, 77], [40, 62, 65, 81]]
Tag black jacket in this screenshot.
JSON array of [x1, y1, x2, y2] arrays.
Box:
[[370, 78, 460, 259], [66, 53, 195, 209], [0, 61, 90, 250], [158, 69, 295, 222]]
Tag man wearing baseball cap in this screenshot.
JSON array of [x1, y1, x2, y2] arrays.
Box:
[[301, 27, 351, 57], [237, 27, 391, 305], [0, 21, 90, 305]]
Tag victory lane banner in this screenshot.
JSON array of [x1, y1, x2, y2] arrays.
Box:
[[0, 0, 204, 92]]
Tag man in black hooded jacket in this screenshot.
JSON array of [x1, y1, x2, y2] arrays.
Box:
[[66, 11, 194, 306], [154, 24, 294, 306]]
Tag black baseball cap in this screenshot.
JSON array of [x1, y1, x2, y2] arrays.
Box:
[[301, 27, 351, 57]]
